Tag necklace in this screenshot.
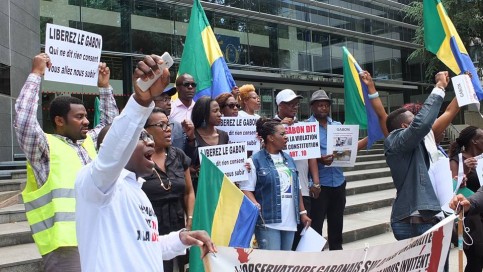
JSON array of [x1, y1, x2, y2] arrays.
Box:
[[153, 168, 172, 191]]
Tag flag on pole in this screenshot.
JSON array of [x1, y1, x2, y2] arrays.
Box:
[[189, 154, 258, 272], [93, 97, 100, 127], [178, 0, 236, 101], [423, 0, 483, 100], [342, 46, 384, 149]]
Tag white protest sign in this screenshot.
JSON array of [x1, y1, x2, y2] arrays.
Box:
[[204, 215, 455, 272], [453, 74, 483, 118], [453, 74, 479, 106], [283, 122, 320, 160], [198, 142, 248, 182], [216, 117, 260, 152], [295, 226, 326, 252], [326, 125, 359, 167], [44, 23, 102, 86]]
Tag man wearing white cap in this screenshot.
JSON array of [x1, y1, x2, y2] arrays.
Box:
[[274, 89, 303, 124]]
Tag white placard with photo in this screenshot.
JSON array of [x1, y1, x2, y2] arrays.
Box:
[[326, 125, 359, 167], [44, 23, 102, 86], [453, 74, 482, 118], [198, 142, 248, 182]]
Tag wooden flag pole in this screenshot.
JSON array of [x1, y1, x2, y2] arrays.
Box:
[[458, 212, 464, 272]]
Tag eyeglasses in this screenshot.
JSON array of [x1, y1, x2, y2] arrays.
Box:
[[225, 103, 240, 109], [139, 130, 154, 144], [153, 96, 171, 102], [178, 81, 197, 88], [145, 122, 172, 131]]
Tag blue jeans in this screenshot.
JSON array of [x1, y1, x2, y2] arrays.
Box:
[[391, 221, 449, 272], [255, 226, 295, 250], [391, 221, 434, 241]]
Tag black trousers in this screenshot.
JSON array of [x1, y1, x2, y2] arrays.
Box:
[[310, 181, 346, 250]]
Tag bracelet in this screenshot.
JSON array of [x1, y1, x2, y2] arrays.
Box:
[[299, 210, 307, 215], [312, 183, 320, 189], [368, 92, 379, 100], [188, 215, 193, 219]]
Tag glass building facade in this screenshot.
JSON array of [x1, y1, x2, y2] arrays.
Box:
[[39, 0, 433, 128]]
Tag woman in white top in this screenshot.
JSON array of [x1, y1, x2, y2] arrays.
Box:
[[238, 84, 261, 118]]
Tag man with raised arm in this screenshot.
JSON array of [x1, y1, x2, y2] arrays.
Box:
[[14, 53, 118, 272], [75, 54, 215, 271]]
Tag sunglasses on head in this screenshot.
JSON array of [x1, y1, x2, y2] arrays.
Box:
[[179, 81, 197, 88], [139, 130, 154, 143], [225, 103, 240, 109]]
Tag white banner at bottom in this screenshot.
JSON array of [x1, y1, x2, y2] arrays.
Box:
[[204, 215, 455, 272]]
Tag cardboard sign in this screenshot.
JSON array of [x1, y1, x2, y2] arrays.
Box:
[[198, 142, 248, 182], [44, 23, 102, 86]]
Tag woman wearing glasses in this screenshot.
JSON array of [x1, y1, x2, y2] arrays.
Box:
[[142, 107, 195, 272], [238, 84, 261, 118], [215, 93, 239, 117]]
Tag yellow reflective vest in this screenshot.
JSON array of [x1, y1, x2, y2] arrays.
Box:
[[23, 134, 96, 255]]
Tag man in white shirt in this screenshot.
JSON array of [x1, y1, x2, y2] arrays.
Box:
[[170, 73, 196, 123], [75, 55, 215, 272]]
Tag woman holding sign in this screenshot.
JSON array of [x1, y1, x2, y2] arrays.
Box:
[[240, 118, 311, 250], [187, 96, 229, 192], [449, 126, 483, 272], [142, 108, 195, 272]]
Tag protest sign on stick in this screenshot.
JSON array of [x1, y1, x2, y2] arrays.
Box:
[[44, 23, 102, 86]]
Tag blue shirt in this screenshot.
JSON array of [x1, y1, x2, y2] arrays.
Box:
[[308, 115, 345, 187]]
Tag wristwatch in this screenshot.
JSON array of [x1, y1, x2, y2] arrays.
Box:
[[312, 183, 321, 189]]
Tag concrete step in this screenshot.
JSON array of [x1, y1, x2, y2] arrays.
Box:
[[346, 177, 394, 196], [356, 154, 385, 162], [0, 204, 26, 224], [357, 149, 385, 156], [13, 154, 26, 161], [0, 191, 18, 203], [343, 160, 388, 171], [0, 161, 26, 171], [322, 206, 392, 244], [0, 179, 25, 192], [345, 167, 391, 182], [0, 170, 27, 180], [345, 188, 395, 215], [0, 243, 42, 271], [0, 221, 32, 247]]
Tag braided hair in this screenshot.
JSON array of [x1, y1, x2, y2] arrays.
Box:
[[256, 118, 282, 143], [448, 126, 479, 157]]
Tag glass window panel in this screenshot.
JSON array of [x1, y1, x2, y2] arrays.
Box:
[[0, 64, 10, 96]]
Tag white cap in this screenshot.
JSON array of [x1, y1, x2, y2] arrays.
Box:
[[276, 89, 303, 105]]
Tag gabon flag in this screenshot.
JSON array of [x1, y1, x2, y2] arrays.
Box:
[[189, 154, 258, 272], [177, 0, 236, 101], [342, 46, 384, 149], [423, 0, 483, 100]]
